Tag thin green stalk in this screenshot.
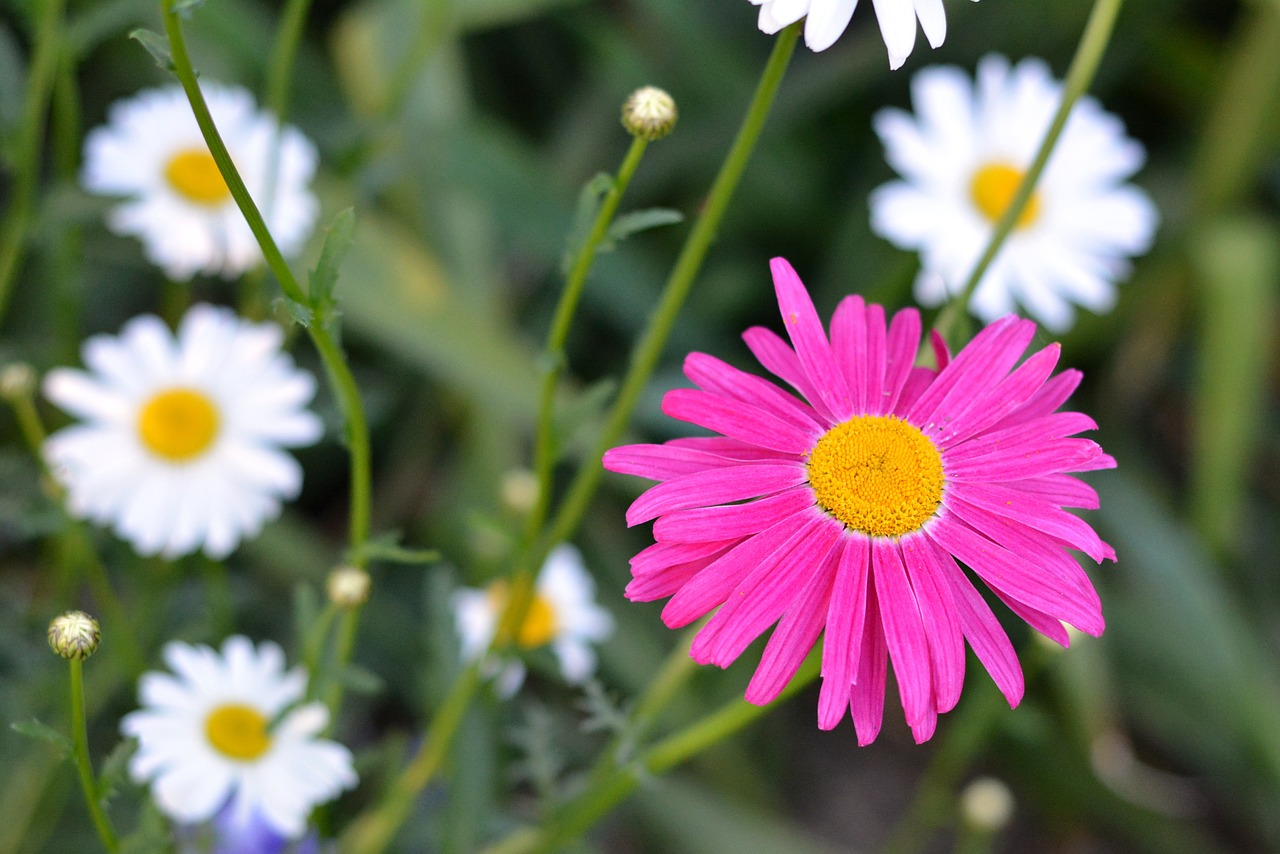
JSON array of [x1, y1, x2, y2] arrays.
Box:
[[481, 651, 820, 854], [265, 0, 314, 122], [160, 0, 372, 559], [0, 0, 68, 325], [933, 0, 1126, 344], [323, 607, 362, 729], [377, 0, 453, 118], [69, 659, 120, 852], [340, 662, 483, 853], [542, 21, 801, 555]]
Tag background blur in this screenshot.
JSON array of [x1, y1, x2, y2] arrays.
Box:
[[2, 0, 1279, 851]]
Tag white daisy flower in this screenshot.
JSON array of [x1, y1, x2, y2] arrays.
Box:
[[870, 54, 1159, 331], [749, 0, 976, 68], [42, 304, 323, 559], [453, 544, 615, 698], [82, 82, 318, 280], [121, 636, 357, 839]]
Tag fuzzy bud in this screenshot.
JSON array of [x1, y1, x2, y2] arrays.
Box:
[[48, 611, 101, 660], [622, 86, 677, 141], [327, 565, 371, 608]]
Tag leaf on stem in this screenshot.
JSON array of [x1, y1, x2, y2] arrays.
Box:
[[352, 530, 440, 566], [127, 28, 174, 71], [96, 738, 136, 806], [340, 664, 385, 695], [10, 719, 72, 759], [307, 207, 356, 334], [602, 208, 684, 250], [560, 172, 615, 275]]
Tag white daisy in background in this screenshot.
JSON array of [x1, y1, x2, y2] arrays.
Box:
[[42, 304, 323, 559], [454, 544, 615, 698], [749, 0, 977, 68], [870, 54, 1159, 331], [122, 636, 357, 839], [82, 82, 318, 280]]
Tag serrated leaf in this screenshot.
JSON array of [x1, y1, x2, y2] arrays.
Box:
[[128, 28, 173, 71], [560, 172, 614, 275], [276, 294, 313, 328], [340, 664, 384, 695], [602, 207, 684, 250], [309, 208, 356, 329], [11, 720, 72, 758]]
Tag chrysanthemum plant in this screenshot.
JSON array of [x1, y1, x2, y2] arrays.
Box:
[[0, 0, 1149, 850]]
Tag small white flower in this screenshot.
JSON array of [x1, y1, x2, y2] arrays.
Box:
[[122, 636, 357, 839], [749, 0, 976, 68], [870, 55, 1159, 331], [42, 304, 322, 559], [453, 544, 615, 698], [82, 82, 318, 280]]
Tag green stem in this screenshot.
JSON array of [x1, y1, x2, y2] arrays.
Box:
[[541, 22, 799, 555], [264, 0, 314, 122], [323, 607, 362, 730], [0, 0, 68, 326], [341, 662, 483, 853], [160, 0, 372, 560], [933, 0, 1126, 344], [68, 659, 119, 853], [377, 0, 453, 118], [482, 651, 820, 854]]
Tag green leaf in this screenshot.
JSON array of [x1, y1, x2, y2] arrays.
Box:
[[339, 664, 384, 695], [560, 172, 614, 275], [308, 207, 356, 332], [128, 28, 173, 71], [354, 533, 440, 567], [10, 720, 72, 759], [172, 0, 206, 15], [602, 207, 684, 250], [96, 739, 136, 805]]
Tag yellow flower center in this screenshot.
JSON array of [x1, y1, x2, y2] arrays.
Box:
[[489, 582, 559, 649], [807, 415, 945, 538], [137, 387, 221, 462], [163, 148, 231, 205], [969, 162, 1041, 229], [204, 703, 272, 761]]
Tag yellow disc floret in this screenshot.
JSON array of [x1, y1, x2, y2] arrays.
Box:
[[205, 703, 272, 761], [163, 148, 231, 205], [969, 162, 1041, 229], [137, 387, 221, 462], [807, 415, 945, 538], [488, 581, 559, 649]]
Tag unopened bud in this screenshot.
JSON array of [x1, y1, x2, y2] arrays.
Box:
[[960, 776, 1014, 833], [622, 86, 677, 141], [327, 565, 371, 608], [0, 362, 36, 401], [48, 611, 101, 660]]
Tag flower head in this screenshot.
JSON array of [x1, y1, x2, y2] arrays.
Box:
[[48, 611, 101, 660], [870, 55, 1158, 331], [604, 258, 1114, 744], [749, 0, 973, 68], [453, 545, 615, 697], [122, 636, 356, 839], [82, 83, 318, 280], [622, 86, 678, 141], [42, 304, 323, 559]]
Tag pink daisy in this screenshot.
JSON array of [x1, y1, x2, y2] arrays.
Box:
[[603, 258, 1114, 745]]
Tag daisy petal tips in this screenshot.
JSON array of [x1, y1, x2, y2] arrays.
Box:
[[42, 304, 323, 560], [870, 54, 1159, 331], [749, 0, 974, 68], [603, 258, 1113, 745]]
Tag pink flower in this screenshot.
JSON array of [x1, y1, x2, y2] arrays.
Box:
[[603, 258, 1114, 744]]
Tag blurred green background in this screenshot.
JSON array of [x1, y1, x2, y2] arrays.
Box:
[[2, 0, 1280, 851]]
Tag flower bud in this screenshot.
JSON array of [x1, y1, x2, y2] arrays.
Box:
[[327, 565, 371, 608], [622, 86, 677, 141], [960, 776, 1014, 833], [0, 362, 36, 401], [48, 611, 101, 660]]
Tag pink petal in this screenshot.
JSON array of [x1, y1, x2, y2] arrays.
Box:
[[684, 352, 823, 432], [653, 486, 815, 543], [901, 535, 965, 713], [908, 316, 1034, 429], [744, 541, 840, 705], [851, 582, 888, 746], [604, 443, 759, 480], [881, 307, 923, 415], [932, 539, 1024, 707], [666, 436, 792, 462], [1011, 473, 1100, 509], [872, 541, 932, 727], [625, 463, 806, 526], [692, 514, 841, 667], [663, 388, 818, 454], [991, 369, 1082, 429], [910, 701, 939, 744], [626, 546, 729, 602], [771, 258, 852, 420], [947, 481, 1110, 562], [661, 509, 812, 627], [945, 438, 1113, 483], [818, 536, 871, 730], [830, 295, 871, 413], [742, 326, 838, 424], [995, 589, 1071, 646], [631, 539, 740, 578], [934, 344, 1061, 449]]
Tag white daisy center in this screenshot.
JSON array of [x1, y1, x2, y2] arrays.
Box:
[[969, 162, 1041, 229], [137, 387, 221, 462], [164, 148, 231, 205], [204, 703, 272, 761], [807, 415, 944, 538], [487, 581, 559, 649]]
